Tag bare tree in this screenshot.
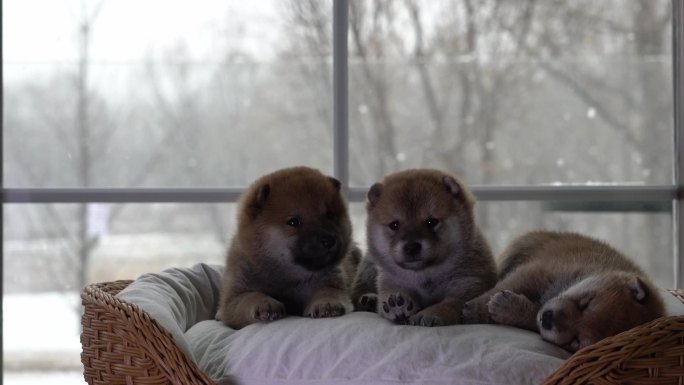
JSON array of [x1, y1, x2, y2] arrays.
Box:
[[5, 1, 110, 293], [74, 0, 106, 296], [278, 1, 672, 274]]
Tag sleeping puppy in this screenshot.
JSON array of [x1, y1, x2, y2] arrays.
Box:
[[217, 166, 359, 329], [461, 231, 665, 352], [352, 169, 497, 326]]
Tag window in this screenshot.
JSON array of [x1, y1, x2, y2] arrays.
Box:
[[3, 1, 682, 383]]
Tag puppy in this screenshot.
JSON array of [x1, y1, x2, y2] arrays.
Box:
[[461, 231, 665, 352], [352, 169, 497, 326], [217, 166, 358, 329]]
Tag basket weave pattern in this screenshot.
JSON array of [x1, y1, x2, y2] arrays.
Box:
[[541, 289, 684, 385], [81, 282, 684, 385], [80, 280, 216, 385]]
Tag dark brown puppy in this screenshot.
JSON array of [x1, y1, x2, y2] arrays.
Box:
[[353, 169, 497, 326], [217, 166, 358, 329], [461, 231, 665, 352]]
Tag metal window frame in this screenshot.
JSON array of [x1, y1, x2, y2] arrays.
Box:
[[674, 0, 684, 288], [1, 0, 4, 377], [0, 0, 682, 279], [0, 184, 676, 203]]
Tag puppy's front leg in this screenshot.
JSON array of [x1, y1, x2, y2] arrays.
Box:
[[219, 291, 286, 329], [461, 291, 494, 324], [488, 290, 539, 331], [410, 297, 462, 326], [351, 257, 379, 312], [304, 288, 353, 318]]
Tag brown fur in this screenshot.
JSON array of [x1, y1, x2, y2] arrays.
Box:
[[216, 166, 358, 329], [461, 231, 665, 352], [352, 169, 497, 326]]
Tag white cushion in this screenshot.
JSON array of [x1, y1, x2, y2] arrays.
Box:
[[119, 263, 578, 385]]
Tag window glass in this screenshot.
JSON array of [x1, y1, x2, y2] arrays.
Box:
[[4, 203, 230, 290], [479, 202, 673, 287], [347, 0, 673, 186], [3, 0, 333, 188], [3, 203, 232, 383]]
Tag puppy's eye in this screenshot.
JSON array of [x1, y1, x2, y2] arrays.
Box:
[[568, 338, 581, 352], [287, 216, 301, 227], [389, 221, 400, 231], [426, 217, 439, 229]]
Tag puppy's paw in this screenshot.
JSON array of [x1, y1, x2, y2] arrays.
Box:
[[355, 293, 378, 312], [251, 298, 287, 322], [380, 293, 416, 324], [409, 311, 444, 327], [460, 300, 478, 323], [461, 296, 490, 324], [305, 299, 349, 318], [487, 290, 528, 324]]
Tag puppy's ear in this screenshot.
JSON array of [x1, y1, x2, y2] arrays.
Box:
[[248, 183, 270, 217], [627, 276, 649, 303], [255, 183, 271, 206], [367, 183, 383, 209], [442, 175, 461, 196], [443, 175, 475, 206], [328, 177, 342, 192]]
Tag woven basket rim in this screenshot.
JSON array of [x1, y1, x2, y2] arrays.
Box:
[[81, 280, 217, 385]]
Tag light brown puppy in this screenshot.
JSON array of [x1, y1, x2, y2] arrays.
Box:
[[353, 169, 497, 326], [217, 166, 359, 329], [461, 231, 665, 352]]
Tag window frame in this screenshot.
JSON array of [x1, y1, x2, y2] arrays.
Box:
[[1, 0, 682, 289], [673, 0, 684, 288]]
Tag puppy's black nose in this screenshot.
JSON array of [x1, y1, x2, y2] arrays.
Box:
[[403, 241, 422, 257], [319, 234, 337, 250], [541, 310, 554, 330]]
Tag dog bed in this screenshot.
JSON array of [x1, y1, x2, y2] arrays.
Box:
[[80, 263, 684, 385]]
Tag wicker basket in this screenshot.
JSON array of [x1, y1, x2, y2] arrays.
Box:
[[81, 282, 684, 385], [80, 280, 216, 385]]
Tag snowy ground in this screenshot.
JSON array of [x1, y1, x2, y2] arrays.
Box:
[[3, 292, 86, 385], [4, 372, 85, 385]]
